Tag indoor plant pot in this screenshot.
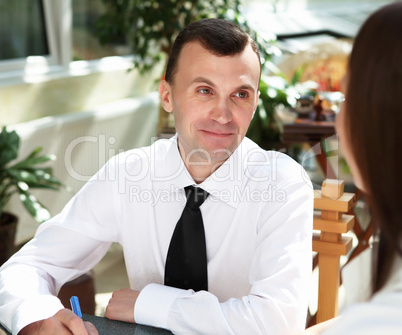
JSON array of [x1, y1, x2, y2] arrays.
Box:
[[0, 127, 96, 314], [0, 212, 18, 266], [0, 126, 63, 267]]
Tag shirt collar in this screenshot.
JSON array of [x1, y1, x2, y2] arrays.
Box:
[[199, 140, 246, 209], [152, 134, 193, 194], [153, 134, 255, 208]]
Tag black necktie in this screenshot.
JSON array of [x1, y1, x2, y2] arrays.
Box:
[[164, 186, 209, 291]]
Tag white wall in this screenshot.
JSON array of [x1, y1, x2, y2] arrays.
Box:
[[1, 54, 165, 244], [7, 92, 160, 244]]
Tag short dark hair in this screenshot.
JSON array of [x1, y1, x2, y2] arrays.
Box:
[[345, 2, 402, 292], [165, 18, 261, 84]]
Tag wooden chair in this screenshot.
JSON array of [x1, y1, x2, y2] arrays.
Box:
[[311, 179, 356, 324]]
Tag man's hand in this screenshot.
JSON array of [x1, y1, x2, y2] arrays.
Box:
[[104, 288, 140, 323], [18, 308, 98, 335]]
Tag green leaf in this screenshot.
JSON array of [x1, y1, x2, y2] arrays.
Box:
[[7, 168, 62, 190], [19, 191, 51, 223], [264, 60, 287, 78], [34, 170, 63, 187], [11, 153, 55, 169], [291, 64, 307, 86], [25, 147, 43, 159], [0, 127, 20, 168]]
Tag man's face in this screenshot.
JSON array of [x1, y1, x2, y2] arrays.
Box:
[[160, 41, 260, 166]]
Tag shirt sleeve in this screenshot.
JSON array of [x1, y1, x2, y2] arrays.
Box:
[[0, 161, 119, 335], [0, 227, 112, 334], [135, 172, 314, 335]]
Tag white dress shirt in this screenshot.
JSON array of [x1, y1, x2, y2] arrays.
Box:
[[0, 135, 313, 335], [322, 255, 402, 335]]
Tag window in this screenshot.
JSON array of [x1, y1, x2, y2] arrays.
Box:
[[0, 0, 49, 61], [0, 0, 62, 74], [0, 0, 130, 76], [72, 0, 130, 61]]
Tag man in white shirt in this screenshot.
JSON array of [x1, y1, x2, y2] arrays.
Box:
[[0, 19, 313, 335]]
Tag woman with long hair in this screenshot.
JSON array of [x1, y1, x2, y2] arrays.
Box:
[[307, 2, 402, 334]]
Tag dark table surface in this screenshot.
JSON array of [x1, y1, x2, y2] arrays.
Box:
[[83, 315, 173, 335], [282, 115, 337, 179], [0, 315, 173, 335], [282, 117, 336, 144]]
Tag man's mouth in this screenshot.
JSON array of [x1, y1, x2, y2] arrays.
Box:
[[199, 129, 234, 137]]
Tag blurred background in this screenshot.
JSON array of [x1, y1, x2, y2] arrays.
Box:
[[0, 0, 395, 324]]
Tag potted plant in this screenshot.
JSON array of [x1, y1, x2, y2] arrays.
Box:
[[95, 0, 272, 72], [0, 126, 63, 266]]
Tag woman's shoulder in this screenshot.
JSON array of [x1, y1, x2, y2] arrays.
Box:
[[322, 289, 402, 335]]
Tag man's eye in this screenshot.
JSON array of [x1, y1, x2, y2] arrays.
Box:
[[235, 91, 248, 98], [199, 88, 212, 94]]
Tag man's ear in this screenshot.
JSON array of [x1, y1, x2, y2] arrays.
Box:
[[255, 90, 260, 110], [159, 80, 173, 113], [251, 91, 260, 118]]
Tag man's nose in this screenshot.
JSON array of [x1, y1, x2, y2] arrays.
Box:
[[211, 98, 232, 124]]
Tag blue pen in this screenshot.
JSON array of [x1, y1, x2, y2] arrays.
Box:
[[70, 296, 82, 318]]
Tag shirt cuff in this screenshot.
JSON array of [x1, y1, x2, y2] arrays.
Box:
[[13, 295, 64, 334], [134, 283, 186, 329]]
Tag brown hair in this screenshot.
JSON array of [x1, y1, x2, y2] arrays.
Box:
[[345, 2, 402, 292], [165, 18, 261, 84]]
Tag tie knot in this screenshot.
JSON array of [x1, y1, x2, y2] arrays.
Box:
[[185, 186, 209, 209]]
